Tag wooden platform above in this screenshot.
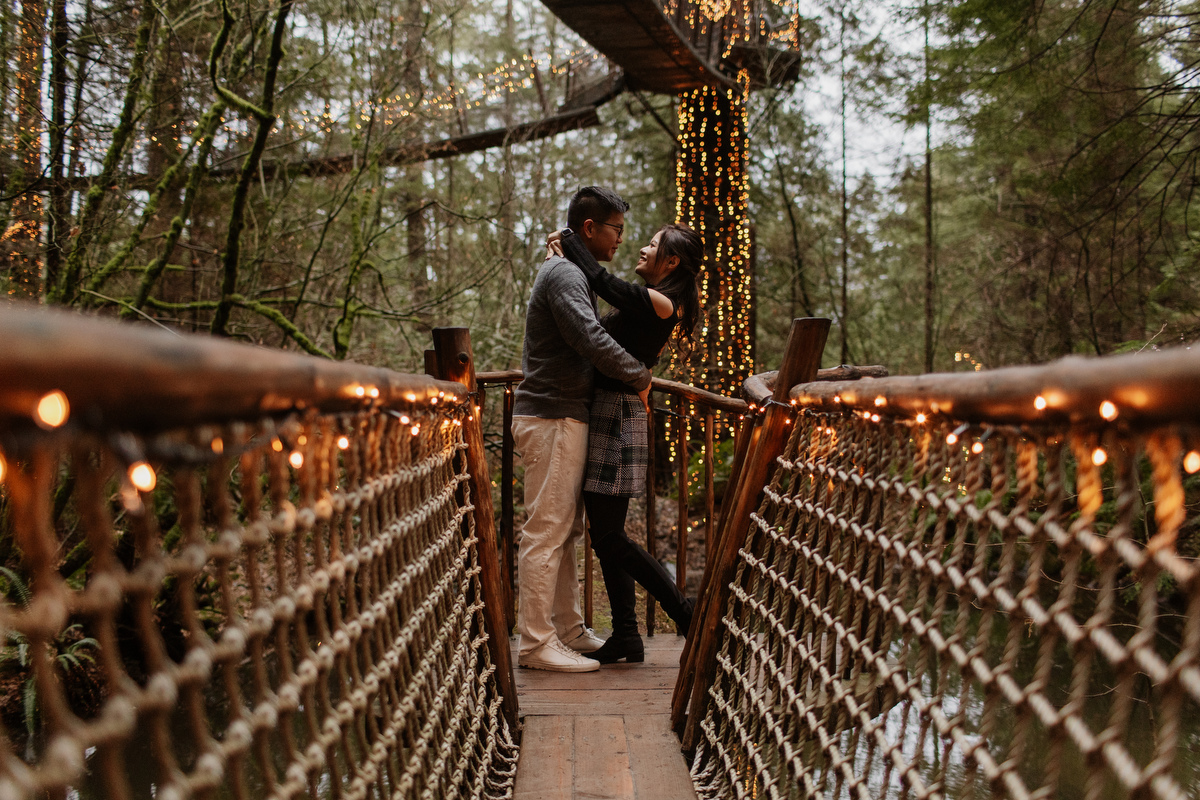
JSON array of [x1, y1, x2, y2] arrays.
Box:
[[512, 635, 698, 800], [542, 0, 735, 94]]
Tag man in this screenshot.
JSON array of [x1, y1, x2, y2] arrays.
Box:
[[512, 186, 651, 672]]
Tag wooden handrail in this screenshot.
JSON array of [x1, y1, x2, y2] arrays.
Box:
[[743, 364, 888, 405], [0, 302, 465, 431], [478, 369, 751, 414], [790, 348, 1200, 425]]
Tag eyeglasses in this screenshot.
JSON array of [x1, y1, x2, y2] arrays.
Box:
[[600, 222, 624, 237]]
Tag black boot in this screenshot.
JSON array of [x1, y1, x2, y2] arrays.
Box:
[[591, 550, 644, 664], [599, 533, 695, 635]]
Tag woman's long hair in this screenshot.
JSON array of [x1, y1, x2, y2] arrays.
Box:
[[652, 223, 702, 343]]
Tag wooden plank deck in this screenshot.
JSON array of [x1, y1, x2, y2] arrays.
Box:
[[512, 636, 698, 800]]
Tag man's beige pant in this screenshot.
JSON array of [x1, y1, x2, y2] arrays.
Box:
[[512, 415, 589, 656]]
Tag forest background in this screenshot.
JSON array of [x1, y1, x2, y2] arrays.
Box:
[[1, 0, 1198, 379]]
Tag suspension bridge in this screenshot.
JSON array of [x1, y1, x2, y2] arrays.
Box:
[[0, 304, 1198, 800]]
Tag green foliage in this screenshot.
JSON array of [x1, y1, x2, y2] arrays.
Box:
[[0, 569, 98, 738]]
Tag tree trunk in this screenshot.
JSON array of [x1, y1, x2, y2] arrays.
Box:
[[44, 0, 68, 295], [5, 0, 45, 299], [922, 6, 935, 373], [669, 82, 754, 398], [839, 11, 849, 365]]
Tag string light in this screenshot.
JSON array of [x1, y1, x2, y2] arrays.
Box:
[[874, 396, 886, 407], [971, 441, 984, 454], [129, 462, 156, 492], [289, 451, 304, 469], [337, 436, 350, 450], [667, 74, 753, 456], [1185, 450, 1200, 474], [212, 437, 223, 454], [35, 390, 69, 428], [955, 351, 985, 372], [915, 413, 926, 423], [271, 439, 283, 452], [1034, 395, 1047, 410], [1092, 447, 1108, 466], [1099, 401, 1118, 420]]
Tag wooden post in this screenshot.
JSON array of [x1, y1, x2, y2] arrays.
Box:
[[670, 409, 759, 727], [423, 349, 438, 377], [645, 402, 657, 636], [501, 383, 516, 631], [676, 410, 688, 592], [432, 327, 519, 730], [675, 318, 830, 749], [703, 410, 715, 565]]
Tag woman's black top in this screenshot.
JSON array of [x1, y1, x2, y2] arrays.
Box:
[[561, 233, 679, 393]]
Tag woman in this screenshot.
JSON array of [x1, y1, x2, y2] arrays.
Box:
[[550, 223, 701, 664]]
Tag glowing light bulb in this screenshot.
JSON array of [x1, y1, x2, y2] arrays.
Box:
[[1034, 396, 1047, 410], [129, 462, 156, 492], [271, 439, 283, 452], [354, 385, 366, 398], [336, 436, 350, 450], [870, 414, 881, 423], [971, 441, 984, 454], [1185, 451, 1200, 474], [1092, 448, 1107, 466], [411, 425, 420, 436], [916, 413, 926, 424], [406, 393, 417, 402], [297, 434, 307, 446], [0, 451, 6, 483], [289, 451, 304, 469], [35, 390, 69, 428], [211, 437, 223, 454], [874, 396, 886, 407], [400, 415, 410, 424], [368, 387, 379, 398], [1099, 401, 1118, 421], [946, 433, 959, 445]]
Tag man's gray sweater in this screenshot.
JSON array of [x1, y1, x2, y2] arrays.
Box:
[[514, 255, 651, 423]]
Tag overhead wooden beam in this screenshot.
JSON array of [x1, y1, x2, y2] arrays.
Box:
[[57, 105, 603, 190], [214, 105, 604, 180]]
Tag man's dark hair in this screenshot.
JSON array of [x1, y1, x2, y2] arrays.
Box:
[[566, 186, 629, 231]]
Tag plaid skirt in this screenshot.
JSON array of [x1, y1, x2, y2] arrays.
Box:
[[583, 388, 648, 497]]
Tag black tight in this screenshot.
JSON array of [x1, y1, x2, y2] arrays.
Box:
[[583, 492, 692, 635]]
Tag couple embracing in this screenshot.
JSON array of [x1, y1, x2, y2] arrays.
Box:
[[513, 186, 700, 673]]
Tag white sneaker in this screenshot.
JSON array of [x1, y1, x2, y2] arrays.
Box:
[[518, 639, 600, 672], [561, 627, 605, 654]]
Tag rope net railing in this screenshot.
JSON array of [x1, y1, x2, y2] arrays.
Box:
[[691, 346, 1200, 800], [0, 307, 518, 800]]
